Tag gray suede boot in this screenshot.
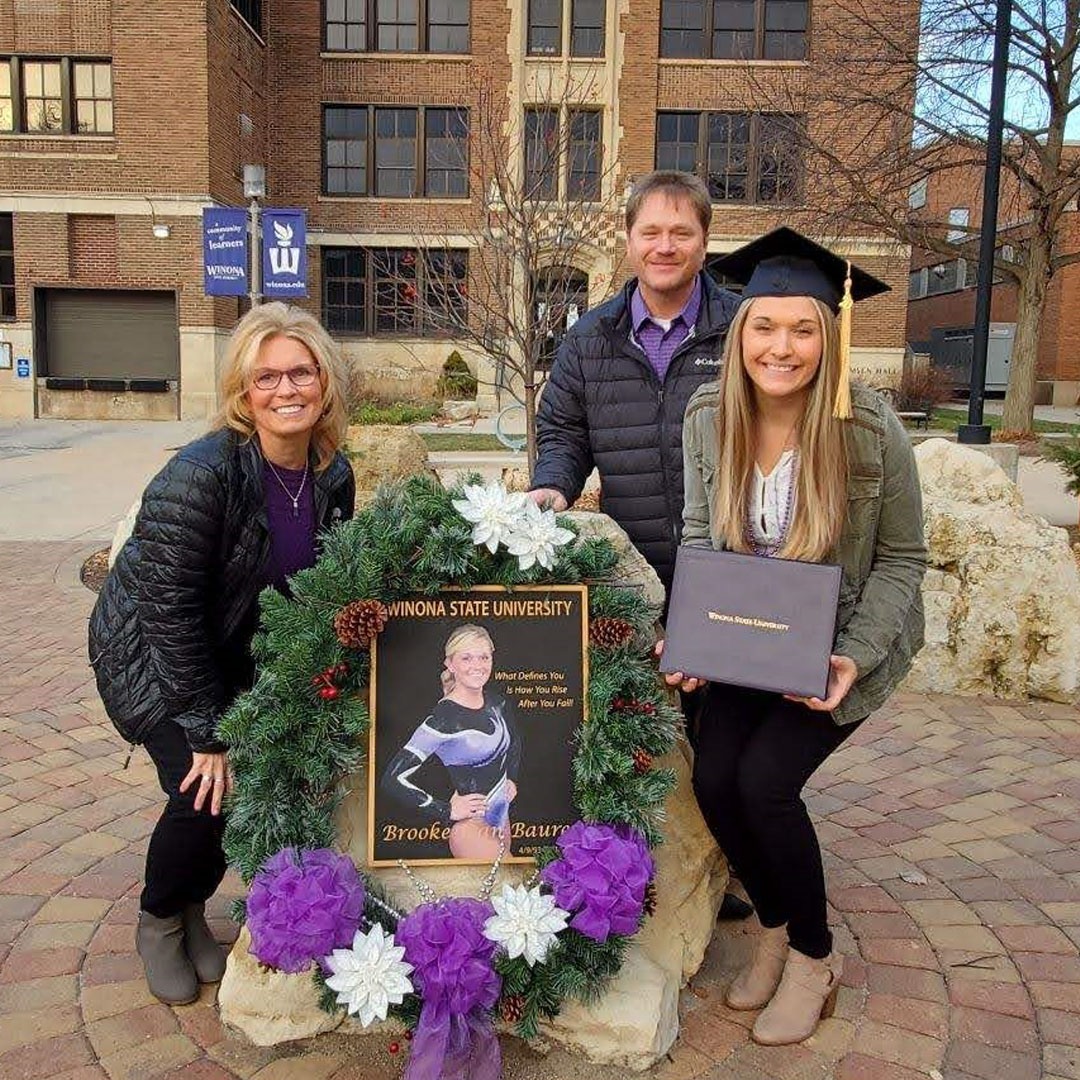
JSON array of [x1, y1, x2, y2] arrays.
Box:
[[182, 902, 226, 983], [136, 911, 198, 1004]]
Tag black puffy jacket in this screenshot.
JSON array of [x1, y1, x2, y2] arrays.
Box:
[[88, 429, 355, 752], [532, 271, 739, 590]]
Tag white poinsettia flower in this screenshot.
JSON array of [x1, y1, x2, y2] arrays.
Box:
[[452, 482, 529, 554], [483, 883, 569, 966], [504, 501, 575, 571], [323, 923, 414, 1027]]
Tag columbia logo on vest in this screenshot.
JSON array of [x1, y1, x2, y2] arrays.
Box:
[[693, 356, 721, 367]]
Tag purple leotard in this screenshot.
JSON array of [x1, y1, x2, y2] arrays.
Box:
[[381, 694, 522, 827]]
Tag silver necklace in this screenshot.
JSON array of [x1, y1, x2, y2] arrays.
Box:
[[265, 458, 309, 519], [750, 452, 799, 557]]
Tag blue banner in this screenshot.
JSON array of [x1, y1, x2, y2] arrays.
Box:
[[262, 208, 308, 299], [203, 207, 249, 297]]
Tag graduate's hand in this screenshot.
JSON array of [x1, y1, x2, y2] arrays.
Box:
[[654, 640, 707, 694], [450, 792, 488, 822], [527, 488, 569, 512], [506, 780, 518, 803], [784, 654, 858, 712], [179, 751, 232, 816]]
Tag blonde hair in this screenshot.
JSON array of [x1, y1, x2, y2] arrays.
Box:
[[441, 624, 495, 695], [214, 302, 348, 472], [711, 297, 849, 562]]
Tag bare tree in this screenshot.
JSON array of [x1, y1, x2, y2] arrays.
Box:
[[397, 76, 625, 475], [741, 0, 1080, 433]]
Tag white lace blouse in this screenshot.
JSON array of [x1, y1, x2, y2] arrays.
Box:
[[749, 449, 797, 550]]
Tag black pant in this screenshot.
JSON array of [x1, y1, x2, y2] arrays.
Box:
[[141, 720, 227, 918], [692, 683, 860, 959]]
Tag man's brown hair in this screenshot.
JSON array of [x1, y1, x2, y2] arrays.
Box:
[[625, 170, 712, 234]]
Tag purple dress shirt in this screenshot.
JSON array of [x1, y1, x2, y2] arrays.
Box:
[[261, 461, 317, 593], [630, 276, 702, 382]]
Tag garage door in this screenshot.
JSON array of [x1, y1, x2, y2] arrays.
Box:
[[41, 289, 179, 381]]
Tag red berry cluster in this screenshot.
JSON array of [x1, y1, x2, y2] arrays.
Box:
[[611, 696, 656, 715], [312, 662, 349, 701]]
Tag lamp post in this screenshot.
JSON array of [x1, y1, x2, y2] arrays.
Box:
[[243, 164, 266, 308], [958, 0, 1012, 445]]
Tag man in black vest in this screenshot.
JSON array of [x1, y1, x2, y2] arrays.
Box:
[[529, 171, 752, 920]]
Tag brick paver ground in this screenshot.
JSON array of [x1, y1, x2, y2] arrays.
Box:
[[3, 539, 1080, 1080]]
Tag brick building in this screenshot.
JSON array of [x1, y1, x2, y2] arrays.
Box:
[[0, 0, 915, 421], [906, 143, 1080, 406]]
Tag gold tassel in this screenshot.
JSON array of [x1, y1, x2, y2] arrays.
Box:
[[834, 260, 854, 419]]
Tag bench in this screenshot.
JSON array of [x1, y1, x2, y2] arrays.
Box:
[[898, 410, 931, 430]]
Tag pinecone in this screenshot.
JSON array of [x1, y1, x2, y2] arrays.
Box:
[[500, 993, 526, 1024], [643, 881, 658, 918], [589, 616, 635, 649], [333, 599, 389, 649], [632, 748, 653, 775]]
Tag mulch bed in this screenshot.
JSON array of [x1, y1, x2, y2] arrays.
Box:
[[80, 548, 110, 594]]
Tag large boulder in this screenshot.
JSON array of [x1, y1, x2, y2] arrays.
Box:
[[906, 438, 1080, 702], [346, 424, 432, 496], [219, 509, 727, 1069]]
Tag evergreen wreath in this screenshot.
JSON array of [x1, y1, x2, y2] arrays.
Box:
[[218, 473, 682, 1040]]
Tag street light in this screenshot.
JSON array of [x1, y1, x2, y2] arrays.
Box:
[[243, 165, 266, 307], [958, 0, 1011, 445]]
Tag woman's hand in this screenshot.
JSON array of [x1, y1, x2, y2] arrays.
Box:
[[506, 780, 518, 803], [654, 639, 707, 694], [179, 751, 232, 816], [785, 655, 858, 712], [450, 791, 488, 822]]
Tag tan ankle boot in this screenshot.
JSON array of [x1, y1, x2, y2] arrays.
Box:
[[725, 924, 788, 1010], [751, 948, 839, 1045]]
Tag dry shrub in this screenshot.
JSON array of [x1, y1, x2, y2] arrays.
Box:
[[894, 364, 956, 412]]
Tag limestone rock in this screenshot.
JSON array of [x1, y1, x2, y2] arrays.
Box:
[[540, 947, 679, 1070], [440, 399, 479, 422], [218, 926, 344, 1046], [906, 438, 1080, 703], [346, 424, 432, 495]]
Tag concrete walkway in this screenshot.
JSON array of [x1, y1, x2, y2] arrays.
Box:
[[2, 542, 1080, 1080]]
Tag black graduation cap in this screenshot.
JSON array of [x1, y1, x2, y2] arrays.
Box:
[[711, 226, 890, 315]]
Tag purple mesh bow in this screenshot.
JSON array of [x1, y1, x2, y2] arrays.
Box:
[[245, 847, 365, 973], [397, 897, 502, 1080], [540, 822, 654, 942]]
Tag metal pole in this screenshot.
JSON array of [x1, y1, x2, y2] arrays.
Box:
[[248, 198, 261, 307], [958, 0, 1011, 445]]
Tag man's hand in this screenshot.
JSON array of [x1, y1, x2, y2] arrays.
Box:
[[527, 488, 569, 512], [784, 655, 858, 712], [654, 640, 707, 694]]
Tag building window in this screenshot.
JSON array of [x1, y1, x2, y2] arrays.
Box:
[[660, 0, 806, 59], [908, 177, 928, 210], [231, 0, 263, 34], [947, 206, 969, 243], [908, 266, 927, 300], [322, 247, 467, 336], [326, 0, 366, 50], [325, 0, 469, 52], [571, 0, 605, 56], [324, 105, 469, 198], [567, 109, 601, 200], [528, 0, 562, 54], [325, 107, 368, 195], [525, 106, 602, 201], [0, 214, 13, 321], [532, 266, 588, 367], [657, 110, 802, 204], [925, 259, 965, 296], [0, 61, 12, 132], [424, 107, 468, 196], [73, 62, 113, 134], [525, 107, 560, 198], [22, 60, 63, 133]]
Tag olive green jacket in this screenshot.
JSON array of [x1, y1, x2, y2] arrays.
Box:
[[681, 381, 927, 725]]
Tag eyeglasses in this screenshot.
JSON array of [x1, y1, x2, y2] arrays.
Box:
[[251, 365, 320, 392]]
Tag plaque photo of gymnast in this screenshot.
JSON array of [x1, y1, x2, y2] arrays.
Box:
[[368, 585, 587, 866]]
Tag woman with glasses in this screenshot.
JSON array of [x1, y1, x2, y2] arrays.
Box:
[[88, 303, 355, 1004]]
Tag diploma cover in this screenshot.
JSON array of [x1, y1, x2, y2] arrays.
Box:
[[661, 546, 842, 700]]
